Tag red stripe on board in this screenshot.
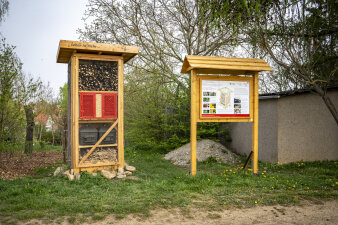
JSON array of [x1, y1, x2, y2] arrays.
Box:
[[202, 114, 250, 118]]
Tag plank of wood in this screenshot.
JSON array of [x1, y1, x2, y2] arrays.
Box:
[[74, 53, 123, 61], [78, 119, 116, 124], [188, 60, 270, 67], [189, 63, 273, 71], [194, 69, 256, 75], [252, 72, 259, 174], [57, 40, 139, 63], [197, 75, 254, 81], [186, 55, 266, 62], [71, 55, 77, 169], [190, 69, 198, 176], [74, 56, 80, 169], [79, 120, 118, 164], [79, 162, 118, 168], [118, 59, 124, 169], [181, 55, 273, 73], [79, 144, 118, 148], [79, 91, 118, 93]]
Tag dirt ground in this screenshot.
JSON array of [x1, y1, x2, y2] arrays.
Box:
[[21, 200, 337, 225], [0, 150, 62, 180]]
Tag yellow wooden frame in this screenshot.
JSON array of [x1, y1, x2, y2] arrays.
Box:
[[182, 55, 273, 176], [70, 53, 124, 173], [189, 70, 260, 176]]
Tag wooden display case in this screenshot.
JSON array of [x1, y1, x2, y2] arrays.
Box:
[[57, 40, 139, 173]]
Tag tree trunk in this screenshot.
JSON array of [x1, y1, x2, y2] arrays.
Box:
[[313, 84, 338, 125], [24, 105, 34, 154]]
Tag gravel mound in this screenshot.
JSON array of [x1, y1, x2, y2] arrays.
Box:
[[164, 139, 238, 166]]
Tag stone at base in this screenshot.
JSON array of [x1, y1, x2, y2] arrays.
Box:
[[118, 168, 124, 173], [53, 167, 64, 176], [117, 174, 126, 179], [68, 174, 74, 181], [101, 169, 117, 179], [125, 165, 136, 172], [74, 173, 81, 180], [124, 171, 132, 176], [63, 170, 70, 177]]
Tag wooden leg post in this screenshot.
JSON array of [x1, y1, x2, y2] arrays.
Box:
[[252, 72, 259, 174], [190, 70, 197, 176], [118, 59, 124, 171]]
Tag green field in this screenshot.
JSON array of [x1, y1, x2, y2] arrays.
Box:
[[0, 147, 337, 224]]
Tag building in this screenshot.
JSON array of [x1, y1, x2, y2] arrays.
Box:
[[227, 87, 338, 163]]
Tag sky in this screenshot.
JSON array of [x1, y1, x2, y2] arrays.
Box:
[[1, 0, 88, 96]]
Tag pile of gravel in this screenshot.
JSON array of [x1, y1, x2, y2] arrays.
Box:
[[164, 139, 239, 166]]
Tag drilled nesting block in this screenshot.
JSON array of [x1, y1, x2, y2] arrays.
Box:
[[79, 60, 118, 91]]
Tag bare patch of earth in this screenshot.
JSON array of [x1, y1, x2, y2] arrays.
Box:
[[19, 200, 338, 225], [0, 150, 62, 180]]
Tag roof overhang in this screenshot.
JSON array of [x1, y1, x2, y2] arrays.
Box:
[[56, 40, 139, 64], [181, 55, 273, 74]]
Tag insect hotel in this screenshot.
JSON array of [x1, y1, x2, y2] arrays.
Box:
[[56, 40, 139, 173]]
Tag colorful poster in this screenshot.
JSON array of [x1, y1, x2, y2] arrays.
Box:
[[201, 80, 250, 117]]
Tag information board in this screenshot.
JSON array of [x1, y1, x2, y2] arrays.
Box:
[[201, 80, 250, 118]]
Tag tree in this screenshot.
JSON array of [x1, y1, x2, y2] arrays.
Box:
[[0, 0, 9, 24], [0, 38, 24, 144], [79, 0, 236, 150], [57, 83, 68, 163], [17, 74, 46, 154], [200, 0, 338, 124]]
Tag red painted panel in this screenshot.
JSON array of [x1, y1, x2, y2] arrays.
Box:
[[80, 93, 96, 119], [102, 93, 117, 119]]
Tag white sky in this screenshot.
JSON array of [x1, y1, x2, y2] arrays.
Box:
[[1, 0, 88, 96]]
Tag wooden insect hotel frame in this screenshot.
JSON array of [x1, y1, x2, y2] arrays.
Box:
[[181, 55, 273, 176], [57, 40, 139, 173]]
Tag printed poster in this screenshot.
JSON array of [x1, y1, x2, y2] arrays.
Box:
[[201, 80, 250, 117]]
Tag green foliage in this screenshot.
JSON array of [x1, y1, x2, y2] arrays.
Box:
[[0, 148, 337, 223], [0, 38, 25, 149], [124, 72, 191, 152]]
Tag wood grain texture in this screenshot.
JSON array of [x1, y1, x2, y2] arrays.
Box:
[[57, 40, 139, 63], [181, 55, 273, 73], [252, 72, 259, 174], [118, 59, 124, 169], [190, 69, 198, 176]]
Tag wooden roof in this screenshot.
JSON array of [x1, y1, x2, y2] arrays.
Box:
[[56, 40, 139, 63], [181, 55, 273, 74]]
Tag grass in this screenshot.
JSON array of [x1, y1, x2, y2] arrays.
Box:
[[0, 147, 337, 224], [33, 144, 62, 151]]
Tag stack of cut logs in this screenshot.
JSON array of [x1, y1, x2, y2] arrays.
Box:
[[79, 60, 118, 91], [80, 147, 118, 163]]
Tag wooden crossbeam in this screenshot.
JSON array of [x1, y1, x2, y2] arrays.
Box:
[[79, 120, 118, 164]]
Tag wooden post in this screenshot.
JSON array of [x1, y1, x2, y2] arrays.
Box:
[[71, 55, 77, 170], [252, 72, 259, 174], [118, 59, 124, 171], [190, 69, 198, 176]]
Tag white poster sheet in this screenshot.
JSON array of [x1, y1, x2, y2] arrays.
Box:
[[201, 80, 250, 117]]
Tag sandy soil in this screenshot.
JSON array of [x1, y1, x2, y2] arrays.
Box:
[[21, 200, 338, 225]]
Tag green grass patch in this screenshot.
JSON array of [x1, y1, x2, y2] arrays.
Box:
[[0, 147, 337, 224]]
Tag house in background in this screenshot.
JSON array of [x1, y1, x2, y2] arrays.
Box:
[[227, 86, 338, 163]]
